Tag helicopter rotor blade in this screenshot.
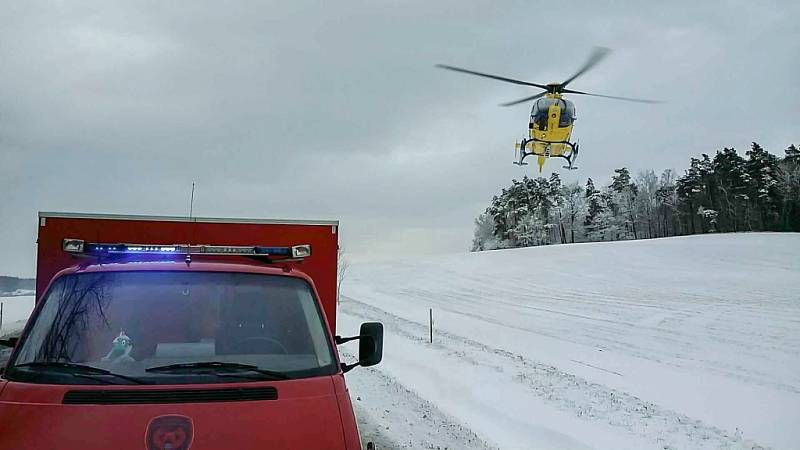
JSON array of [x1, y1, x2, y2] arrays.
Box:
[[560, 47, 611, 88], [562, 88, 662, 104], [435, 64, 549, 90], [499, 91, 547, 107]]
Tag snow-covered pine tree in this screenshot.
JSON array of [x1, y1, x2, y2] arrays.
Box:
[[655, 169, 678, 237], [548, 173, 566, 244], [676, 158, 706, 234], [634, 170, 659, 239], [512, 210, 548, 247], [785, 144, 800, 162], [697, 154, 717, 233], [711, 148, 749, 232], [584, 178, 605, 239], [745, 142, 782, 230], [697, 206, 719, 232], [488, 192, 514, 247], [610, 167, 639, 239], [779, 144, 800, 230], [560, 181, 585, 243], [471, 211, 501, 251], [504, 179, 528, 245], [591, 200, 617, 241]]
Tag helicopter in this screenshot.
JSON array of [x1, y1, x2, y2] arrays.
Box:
[[437, 47, 659, 172]]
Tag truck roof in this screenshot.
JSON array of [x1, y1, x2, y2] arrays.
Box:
[[39, 211, 339, 227]]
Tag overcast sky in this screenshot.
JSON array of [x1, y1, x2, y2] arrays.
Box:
[[1, 0, 798, 277]]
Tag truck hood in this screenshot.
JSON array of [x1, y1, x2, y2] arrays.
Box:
[[0, 377, 347, 450]]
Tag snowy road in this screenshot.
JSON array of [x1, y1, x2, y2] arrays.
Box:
[[344, 352, 493, 450], [337, 233, 800, 450]]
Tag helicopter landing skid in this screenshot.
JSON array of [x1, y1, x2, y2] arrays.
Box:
[[562, 142, 579, 170], [513, 141, 529, 166], [515, 138, 578, 170]]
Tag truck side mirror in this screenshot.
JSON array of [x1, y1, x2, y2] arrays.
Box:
[[358, 322, 383, 368], [336, 322, 383, 373]]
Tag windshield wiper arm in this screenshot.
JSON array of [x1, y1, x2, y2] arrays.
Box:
[[214, 372, 289, 381], [145, 361, 290, 379], [146, 361, 260, 372], [12, 362, 147, 385]]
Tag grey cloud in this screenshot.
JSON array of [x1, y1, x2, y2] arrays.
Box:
[[1, 0, 798, 275]]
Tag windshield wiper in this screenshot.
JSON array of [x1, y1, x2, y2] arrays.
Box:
[[145, 361, 290, 379], [12, 362, 148, 385]]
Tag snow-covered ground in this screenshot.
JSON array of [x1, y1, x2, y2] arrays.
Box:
[[337, 233, 800, 450], [0, 295, 34, 363], [0, 295, 34, 337], [2, 234, 797, 448]]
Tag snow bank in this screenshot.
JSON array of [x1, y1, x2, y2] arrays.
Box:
[[338, 233, 800, 450]]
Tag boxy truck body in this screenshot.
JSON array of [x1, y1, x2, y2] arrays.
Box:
[[0, 212, 380, 450], [34, 212, 340, 329]]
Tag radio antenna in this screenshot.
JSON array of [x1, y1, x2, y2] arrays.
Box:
[[189, 182, 196, 221], [187, 181, 196, 264]]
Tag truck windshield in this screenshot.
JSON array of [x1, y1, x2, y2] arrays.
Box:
[[7, 271, 337, 384]]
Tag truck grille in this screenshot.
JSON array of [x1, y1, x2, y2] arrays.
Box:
[[63, 386, 278, 405]]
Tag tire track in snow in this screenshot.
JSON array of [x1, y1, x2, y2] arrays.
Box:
[[379, 285, 799, 393], [411, 283, 795, 355], [341, 296, 770, 450]]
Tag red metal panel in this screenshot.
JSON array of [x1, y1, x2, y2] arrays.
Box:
[[36, 214, 339, 330], [0, 377, 347, 449]]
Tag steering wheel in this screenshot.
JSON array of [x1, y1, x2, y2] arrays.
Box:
[[232, 337, 289, 355]]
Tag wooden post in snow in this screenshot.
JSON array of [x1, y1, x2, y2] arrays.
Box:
[[429, 308, 433, 344]]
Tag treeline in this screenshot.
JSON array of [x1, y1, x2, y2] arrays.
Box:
[[472, 143, 800, 250], [0, 276, 35, 295]]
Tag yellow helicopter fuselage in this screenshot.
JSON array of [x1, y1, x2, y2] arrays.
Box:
[[519, 93, 576, 172]]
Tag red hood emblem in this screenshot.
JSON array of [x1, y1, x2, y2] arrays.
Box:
[[146, 415, 194, 450]]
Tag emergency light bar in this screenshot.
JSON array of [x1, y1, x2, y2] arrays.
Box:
[[62, 239, 311, 260]]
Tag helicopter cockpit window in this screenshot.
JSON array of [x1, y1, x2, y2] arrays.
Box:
[[531, 98, 556, 130], [559, 100, 576, 127]]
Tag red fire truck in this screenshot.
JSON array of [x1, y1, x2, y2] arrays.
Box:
[[0, 212, 382, 450]]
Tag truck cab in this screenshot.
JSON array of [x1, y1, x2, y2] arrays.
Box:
[[0, 213, 382, 450]]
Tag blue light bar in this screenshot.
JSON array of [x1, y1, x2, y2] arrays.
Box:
[[85, 244, 178, 254], [254, 246, 291, 256], [63, 239, 310, 260]]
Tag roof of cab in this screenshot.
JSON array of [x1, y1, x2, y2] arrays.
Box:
[[53, 260, 311, 282]]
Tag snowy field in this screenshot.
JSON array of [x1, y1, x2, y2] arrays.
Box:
[[337, 233, 800, 450], [0, 295, 34, 337], [0, 295, 34, 363]]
